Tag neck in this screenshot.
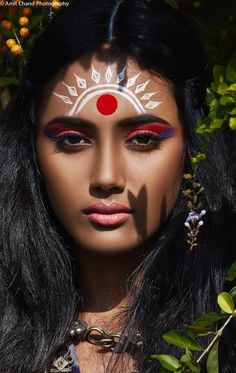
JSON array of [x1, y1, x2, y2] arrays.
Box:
[[74, 249, 147, 329]]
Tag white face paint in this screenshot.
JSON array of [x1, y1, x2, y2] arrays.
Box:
[[53, 64, 162, 115]]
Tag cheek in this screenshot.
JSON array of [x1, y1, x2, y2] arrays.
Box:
[[154, 154, 183, 216], [35, 138, 89, 217], [128, 141, 184, 227]]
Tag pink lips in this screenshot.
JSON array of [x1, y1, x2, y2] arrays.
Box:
[[84, 202, 132, 227]]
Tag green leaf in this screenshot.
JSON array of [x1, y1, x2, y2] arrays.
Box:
[[217, 83, 229, 95], [206, 88, 217, 104], [183, 189, 192, 196], [150, 354, 182, 371], [0, 76, 19, 87], [180, 350, 200, 372], [227, 84, 236, 92], [209, 105, 225, 121], [182, 349, 193, 360], [180, 353, 192, 364], [229, 286, 236, 302], [213, 65, 226, 83], [183, 174, 193, 179], [1, 29, 15, 39], [220, 95, 236, 105], [229, 117, 236, 130], [185, 360, 201, 372], [217, 292, 235, 313], [210, 119, 224, 129], [187, 312, 227, 337], [226, 107, 236, 115], [187, 324, 210, 335], [226, 58, 236, 83], [163, 330, 202, 351], [226, 261, 236, 281], [27, 14, 43, 30], [196, 124, 214, 135], [195, 153, 206, 161], [189, 312, 227, 329], [208, 97, 219, 110], [227, 91, 236, 100], [206, 340, 219, 373]]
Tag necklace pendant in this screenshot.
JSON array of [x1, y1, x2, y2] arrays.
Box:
[[49, 354, 74, 372]]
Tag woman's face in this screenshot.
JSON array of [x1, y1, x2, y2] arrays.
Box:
[[36, 55, 185, 254]]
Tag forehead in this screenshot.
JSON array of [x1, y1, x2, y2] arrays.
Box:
[[38, 55, 177, 123]]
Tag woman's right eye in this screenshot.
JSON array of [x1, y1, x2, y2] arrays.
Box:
[[56, 132, 92, 150]]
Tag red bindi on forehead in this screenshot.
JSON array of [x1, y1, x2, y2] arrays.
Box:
[[96, 94, 118, 115]]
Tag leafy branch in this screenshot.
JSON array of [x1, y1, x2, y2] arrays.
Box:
[[151, 261, 236, 372], [182, 154, 206, 250], [0, 2, 63, 111], [197, 57, 236, 134]]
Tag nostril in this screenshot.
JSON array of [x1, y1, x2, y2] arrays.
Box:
[[93, 183, 124, 193], [89, 179, 125, 198]]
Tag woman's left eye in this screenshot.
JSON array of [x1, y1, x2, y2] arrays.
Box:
[[125, 131, 162, 150]]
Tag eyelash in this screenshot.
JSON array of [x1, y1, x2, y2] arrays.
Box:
[[54, 132, 91, 151], [125, 131, 162, 151], [52, 130, 163, 152]]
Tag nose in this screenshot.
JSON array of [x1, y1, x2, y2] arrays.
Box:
[[90, 141, 125, 195]]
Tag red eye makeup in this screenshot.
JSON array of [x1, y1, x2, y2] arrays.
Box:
[[44, 124, 90, 140], [125, 123, 175, 140], [43, 118, 175, 151]]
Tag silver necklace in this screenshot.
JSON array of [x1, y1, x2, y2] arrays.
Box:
[[69, 320, 143, 352], [49, 320, 142, 372]]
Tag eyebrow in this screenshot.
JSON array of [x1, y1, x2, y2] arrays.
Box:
[[45, 114, 170, 128], [45, 116, 94, 128], [119, 114, 170, 126]]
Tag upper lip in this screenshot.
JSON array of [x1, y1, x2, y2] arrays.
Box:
[[84, 202, 132, 214]]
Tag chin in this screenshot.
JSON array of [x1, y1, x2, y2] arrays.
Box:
[[72, 233, 143, 256]]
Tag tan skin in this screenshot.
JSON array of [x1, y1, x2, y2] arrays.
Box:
[[36, 55, 185, 372]]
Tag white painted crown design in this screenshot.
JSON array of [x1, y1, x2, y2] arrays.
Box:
[[53, 65, 162, 115]]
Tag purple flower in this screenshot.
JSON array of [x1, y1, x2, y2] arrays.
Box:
[[184, 209, 206, 250], [185, 209, 206, 225]]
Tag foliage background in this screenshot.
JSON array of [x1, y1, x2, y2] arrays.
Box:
[[0, 0, 236, 128]]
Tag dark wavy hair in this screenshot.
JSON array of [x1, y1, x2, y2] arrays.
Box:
[[0, 1, 235, 372]]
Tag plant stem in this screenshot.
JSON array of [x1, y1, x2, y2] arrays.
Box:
[[8, 12, 26, 66], [8, 13, 21, 48], [196, 314, 234, 363]]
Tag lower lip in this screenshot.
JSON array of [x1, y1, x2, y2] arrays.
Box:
[[87, 212, 130, 226]]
